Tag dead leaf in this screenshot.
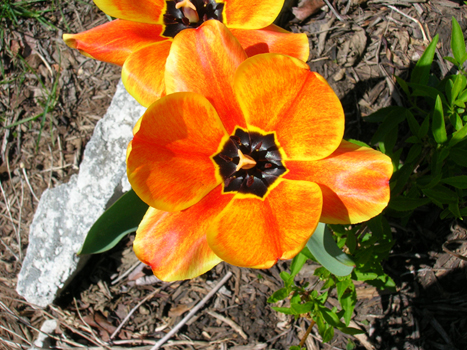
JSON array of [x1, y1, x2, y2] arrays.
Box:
[[292, 0, 325, 21], [10, 40, 22, 56], [169, 304, 190, 317]]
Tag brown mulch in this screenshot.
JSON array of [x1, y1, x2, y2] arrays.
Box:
[[1, 0, 467, 349]]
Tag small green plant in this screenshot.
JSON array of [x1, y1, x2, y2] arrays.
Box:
[[1, 1, 66, 148], [372, 16, 467, 221], [268, 16, 467, 348]]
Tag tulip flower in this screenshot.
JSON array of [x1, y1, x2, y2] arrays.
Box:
[[63, 0, 309, 107], [127, 21, 393, 281]]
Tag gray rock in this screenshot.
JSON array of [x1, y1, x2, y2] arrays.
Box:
[[17, 80, 146, 308], [31, 319, 57, 350]]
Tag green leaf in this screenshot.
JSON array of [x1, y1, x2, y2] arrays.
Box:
[[432, 95, 448, 144], [306, 223, 355, 277], [449, 148, 467, 166], [346, 139, 370, 148], [322, 325, 335, 343], [319, 306, 345, 328], [441, 175, 467, 189], [340, 291, 356, 326], [449, 201, 462, 219], [346, 231, 357, 254], [371, 108, 408, 145], [457, 89, 467, 103], [405, 144, 422, 163], [271, 306, 297, 315], [388, 196, 431, 211], [316, 316, 326, 336], [449, 123, 467, 147], [395, 76, 410, 97], [338, 327, 365, 335], [444, 56, 458, 66], [405, 135, 420, 144], [79, 189, 149, 255], [353, 270, 378, 281], [406, 110, 420, 136], [451, 17, 466, 65], [411, 34, 439, 85], [268, 288, 290, 303], [336, 279, 353, 300], [450, 112, 464, 131], [419, 116, 430, 139], [365, 106, 404, 123], [451, 74, 466, 104], [280, 271, 292, 286], [408, 83, 442, 101], [291, 303, 313, 315], [423, 186, 458, 205], [290, 252, 308, 278]]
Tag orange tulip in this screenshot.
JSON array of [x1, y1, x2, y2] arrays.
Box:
[[127, 21, 393, 281], [63, 0, 309, 107]]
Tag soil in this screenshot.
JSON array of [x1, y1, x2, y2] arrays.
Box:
[[1, 1, 467, 349]]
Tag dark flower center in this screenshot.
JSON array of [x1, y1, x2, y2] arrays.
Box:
[[213, 128, 287, 198], [163, 0, 223, 38]]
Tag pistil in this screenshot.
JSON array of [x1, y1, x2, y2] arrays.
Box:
[[236, 149, 257, 171], [175, 0, 200, 23]]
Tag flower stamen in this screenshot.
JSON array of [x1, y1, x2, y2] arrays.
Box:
[[175, 0, 200, 23], [213, 128, 287, 198]]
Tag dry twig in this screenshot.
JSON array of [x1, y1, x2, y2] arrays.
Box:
[[206, 310, 247, 340], [150, 271, 233, 350]]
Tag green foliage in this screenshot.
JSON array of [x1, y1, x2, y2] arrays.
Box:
[[368, 18, 467, 222], [269, 16, 466, 349], [306, 222, 354, 276], [79, 189, 149, 255]]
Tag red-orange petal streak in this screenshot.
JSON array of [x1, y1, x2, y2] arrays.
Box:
[[207, 179, 322, 268], [63, 20, 168, 66], [230, 25, 309, 62], [165, 20, 247, 134], [134, 187, 234, 281], [93, 0, 166, 24], [223, 0, 283, 29], [234, 54, 344, 161], [122, 41, 172, 107], [127, 92, 227, 211], [285, 140, 393, 224]]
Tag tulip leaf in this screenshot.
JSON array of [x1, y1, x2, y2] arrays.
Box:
[[410, 34, 438, 85], [388, 196, 431, 211], [451, 17, 466, 65], [449, 123, 467, 147], [79, 189, 149, 255], [441, 175, 467, 189], [432, 95, 447, 144], [306, 223, 354, 277]]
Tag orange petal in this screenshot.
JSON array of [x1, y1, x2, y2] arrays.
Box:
[[127, 92, 228, 211], [230, 25, 309, 62], [63, 20, 168, 66], [234, 54, 344, 161], [284, 140, 393, 224], [134, 187, 234, 281], [165, 20, 247, 134], [93, 0, 166, 24], [122, 41, 172, 107], [207, 179, 322, 268], [224, 0, 283, 29]]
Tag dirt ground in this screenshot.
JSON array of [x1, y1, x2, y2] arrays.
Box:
[[1, 0, 467, 349]]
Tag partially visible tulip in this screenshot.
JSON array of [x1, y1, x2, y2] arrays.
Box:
[[63, 0, 309, 106]]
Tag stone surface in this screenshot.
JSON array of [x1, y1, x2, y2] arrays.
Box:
[[17, 80, 146, 308], [31, 319, 58, 350]]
